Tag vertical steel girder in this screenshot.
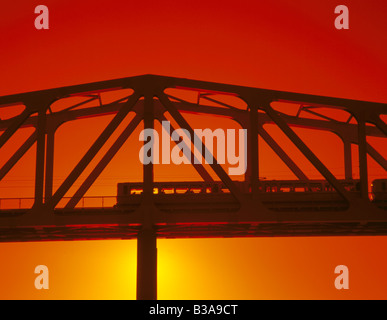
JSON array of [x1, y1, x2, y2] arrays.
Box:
[[343, 140, 353, 180], [248, 103, 259, 198], [34, 107, 47, 208], [44, 125, 55, 201]]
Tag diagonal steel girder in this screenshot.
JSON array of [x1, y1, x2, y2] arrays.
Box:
[[158, 92, 245, 203], [45, 92, 140, 209]]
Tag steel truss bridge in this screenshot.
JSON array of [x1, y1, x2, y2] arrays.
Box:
[[0, 74, 386, 299]]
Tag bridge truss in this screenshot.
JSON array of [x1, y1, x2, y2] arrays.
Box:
[[0, 74, 386, 299]]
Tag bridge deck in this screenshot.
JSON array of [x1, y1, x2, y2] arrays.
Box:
[[0, 197, 386, 241]]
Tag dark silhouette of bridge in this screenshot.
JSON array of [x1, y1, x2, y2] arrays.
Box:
[[0, 74, 386, 299]]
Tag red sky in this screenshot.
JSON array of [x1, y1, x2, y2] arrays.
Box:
[[0, 0, 386, 299]]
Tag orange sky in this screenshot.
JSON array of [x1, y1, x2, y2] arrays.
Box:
[[0, 0, 387, 299]]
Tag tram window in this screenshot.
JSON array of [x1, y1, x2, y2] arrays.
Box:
[[382, 182, 386, 191], [310, 184, 322, 192], [295, 187, 305, 192], [131, 188, 142, 195], [176, 188, 189, 194], [280, 187, 291, 192], [162, 188, 174, 194]]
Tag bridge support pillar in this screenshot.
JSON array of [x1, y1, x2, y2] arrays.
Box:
[[136, 228, 157, 300]]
